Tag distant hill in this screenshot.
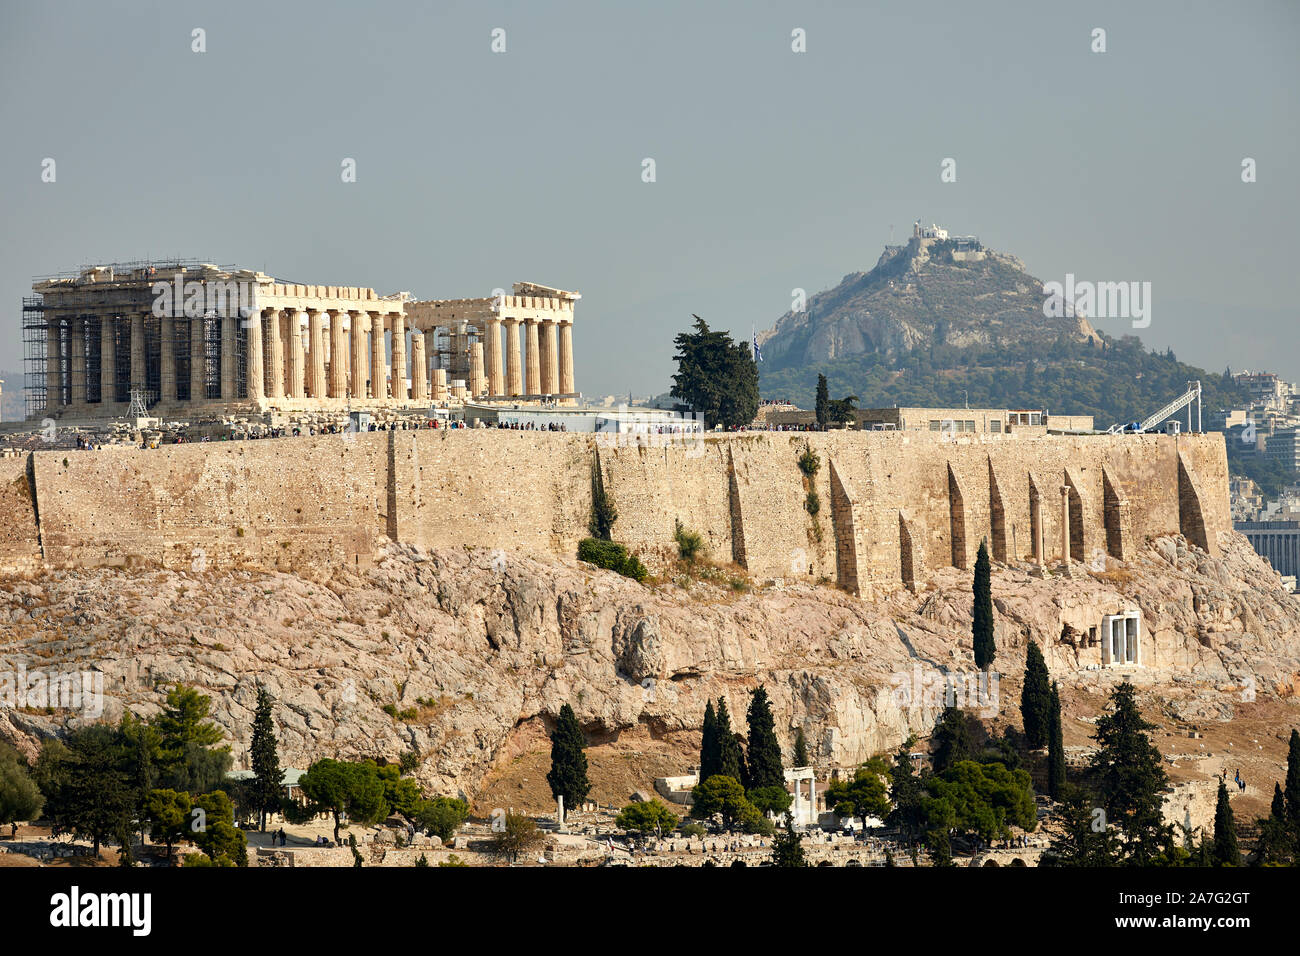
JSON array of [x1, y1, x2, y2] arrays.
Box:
[[754, 231, 1290, 493]]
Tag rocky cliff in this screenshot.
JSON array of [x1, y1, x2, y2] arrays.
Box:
[[2, 530, 1298, 803]]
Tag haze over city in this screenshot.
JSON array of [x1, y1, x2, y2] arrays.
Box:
[[1, 0, 1296, 399]]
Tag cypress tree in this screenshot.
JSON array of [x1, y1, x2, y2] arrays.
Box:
[[699, 700, 720, 782], [745, 687, 784, 791], [887, 744, 924, 839], [249, 684, 282, 832], [815, 374, 830, 428], [546, 703, 591, 811], [1285, 729, 1300, 838], [1212, 779, 1239, 866], [715, 698, 744, 782], [1047, 681, 1066, 800], [1021, 641, 1051, 750], [793, 727, 810, 768], [972, 540, 995, 670]]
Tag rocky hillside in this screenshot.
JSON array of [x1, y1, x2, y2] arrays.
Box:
[[757, 240, 1100, 372], [2, 532, 1299, 805]]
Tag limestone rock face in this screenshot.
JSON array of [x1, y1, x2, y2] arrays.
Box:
[[0, 532, 1296, 799]]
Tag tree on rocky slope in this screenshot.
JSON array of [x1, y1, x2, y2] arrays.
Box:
[[1047, 682, 1066, 800], [546, 703, 591, 815], [1088, 682, 1172, 865], [972, 540, 995, 670], [1021, 641, 1051, 750], [745, 687, 784, 791], [1212, 779, 1239, 866], [249, 684, 282, 832]]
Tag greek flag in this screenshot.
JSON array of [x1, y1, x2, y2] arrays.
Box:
[[752, 327, 763, 363]]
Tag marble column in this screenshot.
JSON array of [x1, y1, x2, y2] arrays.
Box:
[[351, 313, 369, 400], [1060, 485, 1071, 566], [190, 317, 206, 401], [100, 315, 116, 405], [540, 318, 558, 395], [266, 309, 285, 399], [370, 313, 387, 399], [525, 318, 541, 396], [470, 342, 486, 398], [44, 316, 62, 410], [130, 312, 146, 395], [391, 312, 407, 400], [505, 317, 523, 396], [66, 316, 84, 405], [329, 311, 348, 398], [484, 317, 503, 397], [160, 316, 176, 402], [221, 314, 238, 400], [245, 310, 263, 401], [287, 310, 305, 398], [308, 309, 326, 398], [411, 332, 428, 401], [1029, 491, 1042, 564], [559, 320, 574, 396], [432, 368, 448, 402]]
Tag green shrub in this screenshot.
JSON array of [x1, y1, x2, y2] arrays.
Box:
[[797, 447, 820, 477], [674, 520, 705, 564], [804, 491, 820, 516], [578, 537, 648, 582]]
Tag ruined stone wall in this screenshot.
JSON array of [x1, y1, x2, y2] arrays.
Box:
[[0, 456, 42, 572], [7, 430, 1229, 585]]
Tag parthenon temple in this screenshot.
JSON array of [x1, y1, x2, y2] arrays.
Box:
[[22, 261, 580, 419]]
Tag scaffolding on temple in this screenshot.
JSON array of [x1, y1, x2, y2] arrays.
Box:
[[22, 296, 48, 420]]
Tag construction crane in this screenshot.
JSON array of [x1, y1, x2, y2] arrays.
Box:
[[1107, 380, 1202, 435]]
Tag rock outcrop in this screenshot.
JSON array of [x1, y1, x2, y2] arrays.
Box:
[[1, 531, 1297, 800]]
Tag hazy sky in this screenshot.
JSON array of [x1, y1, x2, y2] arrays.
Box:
[[1, 0, 1296, 399]]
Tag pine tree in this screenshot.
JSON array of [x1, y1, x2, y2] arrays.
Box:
[[815, 374, 830, 428], [972, 540, 995, 670], [1047, 681, 1066, 800], [545, 704, 591, 813], [249, 684, 282, 832], [1212, 779, 1239, 866], [715, 698, 744, 783], [770, 811, 807, 867], [699, 700, 720, 782], [886, 744, 924, 839], [1020, 641, 1052, 750], [745, 687, 784, 791], [793, 727, 810, 768], [1089, 682, 1172, 865]]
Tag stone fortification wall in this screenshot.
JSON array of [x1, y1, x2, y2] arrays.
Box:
[[9, 430, 1228, 588]]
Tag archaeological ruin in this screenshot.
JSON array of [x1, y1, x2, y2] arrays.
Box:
[[22, 260, 580, 420]]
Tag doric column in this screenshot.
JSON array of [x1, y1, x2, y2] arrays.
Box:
[[1060, 485, 1071, 566], [411, 332, 428, 401], [287, 310, 305, 398], [522, 317, 538, 395], [160, 315, 176, 402], [44, 315, 63, 410], [266, 309, 284, 399], [69, 316, 87, 405], [559, 320, 574, 396], [351, 312, 369, 400], [540, 318, 559, 395], [190, 317, 206, 401], [431, 368, 448, 402], [505, 317, 523, 396], [221, 313, 238, 399], [307, 309, 326, 398], [245, 310, 263, 401], [390, 312, 407, 400], [329, 311, 347, 398], [484, 316, 503, 396], [130, 312, 146, 395], [100, 315, 116, 404], [470, 342, 486, 398], [370, 312, 387, 399]]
